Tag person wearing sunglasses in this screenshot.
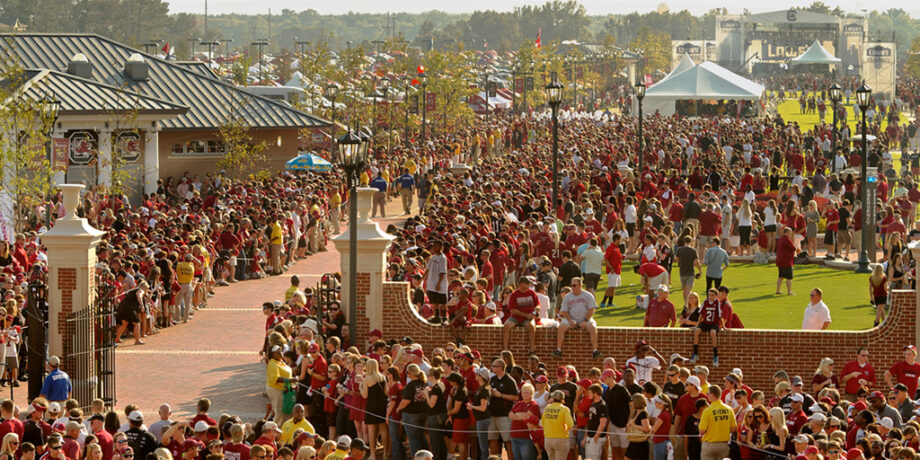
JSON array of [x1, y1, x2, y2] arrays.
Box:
[[0, 433, 19, 460], [44, 435, 67, 460]]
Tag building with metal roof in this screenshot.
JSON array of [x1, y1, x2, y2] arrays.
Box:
[[1, 33, 332, 201]]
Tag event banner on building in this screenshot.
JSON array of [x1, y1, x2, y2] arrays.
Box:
[[52, 138, 68, 172], [426, 92, 436, 112]]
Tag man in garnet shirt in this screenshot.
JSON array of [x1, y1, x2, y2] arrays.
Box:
[[222, 424, 250, 460], [189, 399, 216, 427], [306, 342, 328, 434], [502, 276, 539, 352], [479, 250, 495, 292], [786, 393, 809, 434], [635, 262, 668, 293], [697, 203, 722, 253], [885, 345, 920, 398], [672, 376, 707, 460], [89, 414, 114, 460], [841, 347, 876, 402], [601, 234, 623, 309], [644, 285, 676, 327], [253, 422, 281, 453], [0, 399, 23, 440], [776, 228, 797, 295]]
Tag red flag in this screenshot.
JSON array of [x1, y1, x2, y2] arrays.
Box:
[[535, 28, 542, 48], [161, 42, 174, 58]]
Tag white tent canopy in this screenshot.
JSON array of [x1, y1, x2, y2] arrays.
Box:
[[640, 61, 764, 116], [662, 54, 696, 82], [790, 40, 842, 66]]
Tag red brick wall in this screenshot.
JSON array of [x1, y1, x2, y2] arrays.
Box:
[[379, 281, 916, 391], [57, 267, 77, 377]]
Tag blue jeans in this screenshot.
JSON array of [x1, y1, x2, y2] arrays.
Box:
[[402, 412, 428, 456], [511, 438, 537, 460], [575, 428, 586, 458], [427, 413, 448, 460], [654, 441, 671, 460], [389, 420, 406, 460], [476, 418, 491, 460]]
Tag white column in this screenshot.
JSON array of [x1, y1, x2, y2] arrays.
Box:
[[52, 128, 66, 186], [144, 128, 160, 194], [97, 128, 113, 186]]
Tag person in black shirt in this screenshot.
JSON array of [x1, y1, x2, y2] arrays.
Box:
[[445, 372, 471, 460], [838, 200, 852, 260], [468, 368, 492, 460], [557, 251, 581, 297], [622, 368, 643, 395], [549, 366, 578, 410], [662, 365, 686, 402], [397, 364, 430, 455], [585, 384, 610, 460], [685, 398, 708, 460], [603, 370, 633, 458], [488, 358, 518, 455], [424, 368, 449, 460], [124, 411, 158, 460]]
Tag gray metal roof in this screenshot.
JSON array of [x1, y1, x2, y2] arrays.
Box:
[[174, 61, 217, 80], [14, 69, 188, 116], [2, 33, 330, 129]]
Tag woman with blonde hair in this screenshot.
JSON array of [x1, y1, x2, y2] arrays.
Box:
[[626, 393, 651, 460], [151, 447, 172, 460], [869, 264, 889, 327], [361, 359, 389, 460], [315, 441, 336, 460], [812, 357, 838, 394], [738, 199, 754, 256], [762, 407, 789, 457], [294, 446, 316, 460], [805, 200, 820, 257], [0, 433, 19, 460]]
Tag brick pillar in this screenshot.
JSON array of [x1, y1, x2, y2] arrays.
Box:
[[910, 241, 920, 346], [332, 187, 394, 338], [40, 184, 105, 395]]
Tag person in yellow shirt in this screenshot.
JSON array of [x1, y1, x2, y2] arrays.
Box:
[[404, 158, 417, 175], [359, 170, 369, 186], [284, 275, 301, 303], [265, 345, 292, 425], [698, 385, 736, 460], [176, 254, 196, 323], [270, 217, 284, 275], [279, 404, 315, 444], [329, 191, 342, 235], [324, 435, 351, 460], [542, 390, 574, 460]]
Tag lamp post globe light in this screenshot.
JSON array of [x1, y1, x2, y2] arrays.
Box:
[[855, 82, 872, 274], [635, 81, 646, 185], [336, 128, 368, 347], [544, 77, 563, 219], [828, 83, 841, 174]]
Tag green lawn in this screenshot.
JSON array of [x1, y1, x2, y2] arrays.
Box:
[[591, 262, 876, 330], [772, 91, 908, 134]]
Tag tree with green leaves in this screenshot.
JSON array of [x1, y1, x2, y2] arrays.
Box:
[[907, 37, 920, 78], [216, 103, 268, 180], [0, 38, 57, 233]]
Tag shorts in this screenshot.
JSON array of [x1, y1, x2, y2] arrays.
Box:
[[560, 317, 597, 329], [583, 273, 601, 290], [452, 417, 471, 443], [740, 226, 752, 245], [488, 416, 512, 441], [697, 323, 719, 333], [607, 273, 621, 288], [837, 229, 851, 245], [609, 424, 628, 448], [874, 296, 888, 306], [778, 265, 794, 280], [5, 356, 17, 370], [764, 224, 777, 233], [699, 235, 714, 247], [504, 316, 534, 328], [680, 275, 695, 288], [427, 291, 447, 305], [626, 222, 636, 237], [648, 272, 669, 292]]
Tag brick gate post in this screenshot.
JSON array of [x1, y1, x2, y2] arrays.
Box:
[[40, 184, 105, 396], [332, 187, 395, 339], [910, 241, 920, 346]]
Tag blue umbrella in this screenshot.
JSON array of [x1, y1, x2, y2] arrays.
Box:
[[285, 152, 333, 172]]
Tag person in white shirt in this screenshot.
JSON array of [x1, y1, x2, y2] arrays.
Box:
[[802, 288, 832, 330], [553, 278, 599, 358], [626, 340, 666, 385], [147, 404, 173, 443]]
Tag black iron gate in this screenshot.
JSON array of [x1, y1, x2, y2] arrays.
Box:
[[65, 277, 117, 411], [26, 280, 49, 400], [315, 273, 340, 333]]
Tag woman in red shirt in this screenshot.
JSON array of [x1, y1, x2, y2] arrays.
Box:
[[869, 264, 889, 327], [509, 383, 541, 460]]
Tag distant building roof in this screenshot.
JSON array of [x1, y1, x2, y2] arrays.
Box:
[[746, 9, 840, 25], [2, 33, 330, 130], [9, 69, 188, 116], [174, 61, 217, 79]]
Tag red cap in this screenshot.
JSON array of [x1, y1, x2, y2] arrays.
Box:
[[409, 348, 424, 358], [534, 375, 548, 384], [556, 366, 568, 378], [636, 340, 648, 350], [846, 449, 864, 460], [368, 329, 382, 337], [577, 378, 592, 389], [601, 369, 616, 380], [183, 439, 205, 450], [805, 446, 819, 455], [471, 350, 481, 359], [567, 369, 577, 379], [852, 400, 868, 412], [307, 343, 320, 353], [869, 391, 885, 400], [905, 345, 918, 353]]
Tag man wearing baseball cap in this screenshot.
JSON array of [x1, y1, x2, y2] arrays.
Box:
[[124, 411, 158, 460], [40, 356, 71, 403], [885, 345, 920, 398], [786, 394, 809, 435], [672, 375, 706, 460], [891, 383, 915, 422], [643, 285, 676, 328], [868, 390, 903, 428]]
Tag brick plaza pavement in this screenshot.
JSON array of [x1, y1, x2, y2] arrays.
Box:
[[109, 197, 407, 420]]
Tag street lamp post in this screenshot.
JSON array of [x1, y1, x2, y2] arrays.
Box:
[[855, 82, 873, 274], [404, 77, 411, 145], [421, 73, 428, 142], [335, 128, 369, 348], [829, 83, 842, 174], [325, 83, 338, 141], [635, 81, 646, 185], [221, 38, 233, 57], [545, 78, 563, 218], [41, 94, 61, 228], [251, 39, 269, 84]]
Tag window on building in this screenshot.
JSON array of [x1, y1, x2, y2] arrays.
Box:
[[171, 140, 225, 155]]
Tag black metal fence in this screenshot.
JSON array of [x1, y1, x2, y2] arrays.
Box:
[[65, 279, 117, 411], [26, 280, 48, 400]]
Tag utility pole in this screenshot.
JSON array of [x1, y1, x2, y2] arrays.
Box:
[[201, 40, 219, 63], [204, 0, 208, 37], [187, 37, 200, 59], [251, 39, 270, 84], [221, 38, 233, 57], [267, 9, 272, 46]]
